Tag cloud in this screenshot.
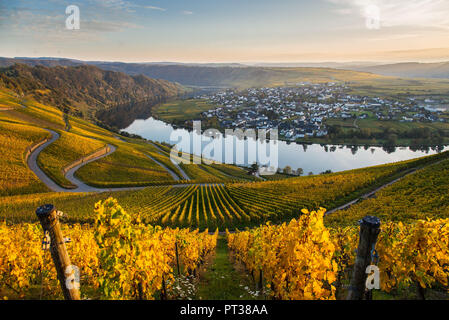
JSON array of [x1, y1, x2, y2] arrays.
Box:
[[329, 0, 449, 30], [182, 10, 194, 15], [96, 0, 166, 12], [0, 7, 142, 44], [144, 6, 166, 11]]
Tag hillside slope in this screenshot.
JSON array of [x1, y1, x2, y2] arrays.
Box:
[[0, 64, 184, 128]]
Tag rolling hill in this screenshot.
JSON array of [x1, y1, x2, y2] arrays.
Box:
[[0, 64, 184, 128], [350, 62, 449, 79]]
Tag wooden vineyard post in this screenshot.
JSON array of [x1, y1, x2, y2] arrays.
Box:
[[175, 241, 181, 276], [36, 204, 81, 300], [258, 269, 264, 299], [346, 216, 381, 300], [161, 276, 167, 300]]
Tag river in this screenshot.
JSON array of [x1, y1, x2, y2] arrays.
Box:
[[123, 117, 448, 175]]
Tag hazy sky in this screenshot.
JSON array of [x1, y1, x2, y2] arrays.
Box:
[[1, 0, 449, 63]]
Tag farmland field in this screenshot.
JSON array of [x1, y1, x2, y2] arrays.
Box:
[[154, 99, 217, 122]]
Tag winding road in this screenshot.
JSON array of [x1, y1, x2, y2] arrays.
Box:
[[28, 129, 146, 193], [27, 130, 67, 193], [27, 130, 219, 193]]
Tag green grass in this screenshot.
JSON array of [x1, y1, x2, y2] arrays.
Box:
[[196, 237, 256, 300], [348, 76, 449, 98], [351, 118, 449, 133], [127, 138, 186, 180], [290, 117, 449, 147], [154, 99, 217, 122], [20, 98, 66, 129]]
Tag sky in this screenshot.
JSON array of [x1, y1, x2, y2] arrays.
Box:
[[1, 0, 449, 63]]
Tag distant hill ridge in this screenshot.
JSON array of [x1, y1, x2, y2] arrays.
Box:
[[0, 57, 387, 88], [2, 57, 449, 85], [350, 62, 449, 79]]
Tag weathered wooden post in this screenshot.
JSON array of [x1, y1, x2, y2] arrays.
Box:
[[161, 276, 167, 300], [346, 216, 381, 300], [175, 241, 181, 276], [36, 204, 80, 300], [257, 269, 263, 292]]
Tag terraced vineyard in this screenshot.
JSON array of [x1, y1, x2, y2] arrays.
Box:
[[114, 185, 251, 229], [0, 89, 22, 109], [37, 131, 105, 188], [2, 149, 449, 230], [210, 164, 261, 181], [227, 153, 449, 224], [20, 99, 66, 129], [75, 143, 175, 187], [153, 141, 256, 183], [180, 164, 227, 183], [0, 114, 50, 196], [326, 158, 449, 227]]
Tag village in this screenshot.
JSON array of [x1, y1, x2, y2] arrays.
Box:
[[196, 83, 448, 141]]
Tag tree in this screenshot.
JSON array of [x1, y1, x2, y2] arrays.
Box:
[[296, 168, 304, 176], [248, 163, 260, 175], [283, 166, 293, 175], [385, 134, 398, 147]]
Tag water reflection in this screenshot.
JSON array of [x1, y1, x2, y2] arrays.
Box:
[[123, 117, 448, 175]]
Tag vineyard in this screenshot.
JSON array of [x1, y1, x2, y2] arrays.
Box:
[[209, 164, 261, 181], [2, 150, 449, 229], [2, 199, 449, 300], [226, 154, 449, 225], [0, 89, 22, 109], [1, 88, 449, 301], [326, 159, 449, 227], [20, 100, 67, 130], [75, 141, 175, 187], [37, 131, 105, 189], [0, 116, 50, 196], [107, 185, 250, 229], [0, 198, 218, 300], [228, 208, 449, 300]]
